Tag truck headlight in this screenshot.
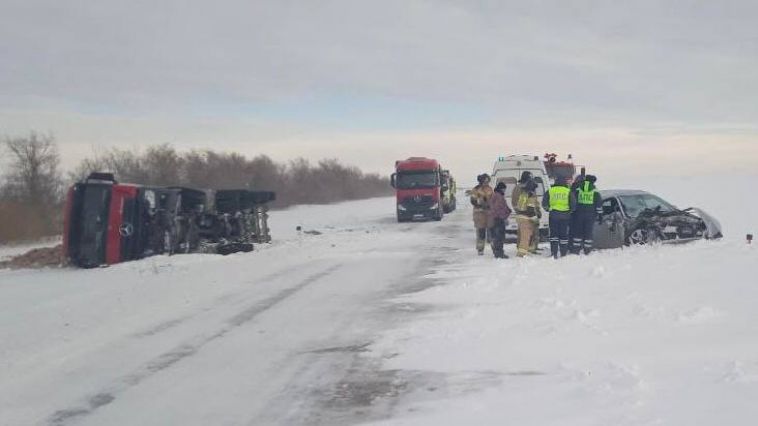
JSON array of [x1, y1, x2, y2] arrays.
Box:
[[429, 203, 439, 210], [398, 205, 407, 211]]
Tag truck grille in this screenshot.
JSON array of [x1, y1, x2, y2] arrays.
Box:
[[400, 195, 435, 210]]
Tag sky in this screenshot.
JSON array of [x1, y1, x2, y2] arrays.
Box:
[[1, 0, 757, 182]]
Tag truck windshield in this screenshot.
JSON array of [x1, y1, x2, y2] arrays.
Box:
[[396, 172, 438, 189], [546, 164, 575, 181], [618, 194, 677, 218]]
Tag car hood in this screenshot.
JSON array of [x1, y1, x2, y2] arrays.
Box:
[[683, 207, 723, 239]]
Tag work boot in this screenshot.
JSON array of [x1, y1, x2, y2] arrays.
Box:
[[583, 241, 593, 255], [493, 250, 508, 259]]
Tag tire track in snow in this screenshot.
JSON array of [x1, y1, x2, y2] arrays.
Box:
[[46, 263, 342, 426], [260, 210, 476, 425], [130, 261, 323, 339]]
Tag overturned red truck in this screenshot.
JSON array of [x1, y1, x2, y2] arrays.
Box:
[[63, 173, 275, 268]]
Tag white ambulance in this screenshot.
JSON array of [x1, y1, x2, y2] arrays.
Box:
[[492, 155, 551, 242]]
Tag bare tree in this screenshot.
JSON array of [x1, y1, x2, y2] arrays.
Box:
[[1, 132, 63, 236]]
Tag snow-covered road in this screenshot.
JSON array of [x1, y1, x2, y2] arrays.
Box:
[[2, 184, 757, 425], [1, 197, 466, 426]]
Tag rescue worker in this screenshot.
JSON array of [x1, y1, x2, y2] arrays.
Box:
[[570, 175, 603, 255], [470, 173, 494, 255], [543, 176, 576, 259], [511, 171, 533, 208], [514, 178, 541, 257], [489, 181, 512, 259]]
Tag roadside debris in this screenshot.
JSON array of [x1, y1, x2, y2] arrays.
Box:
[[1, 245, 64, 269]]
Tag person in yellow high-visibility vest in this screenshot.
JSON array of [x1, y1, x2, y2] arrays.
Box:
[[570, 175, 603, 255], [542, 176, 577, 258]]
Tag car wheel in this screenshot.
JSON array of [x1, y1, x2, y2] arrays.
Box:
[[627, 227, 659, 245]]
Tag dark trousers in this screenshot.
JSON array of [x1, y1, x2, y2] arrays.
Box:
[[490, 218, 506, 258], [549, 214, 570, 258], [476, 228, 488, 253], [570, 212, 596, 255]]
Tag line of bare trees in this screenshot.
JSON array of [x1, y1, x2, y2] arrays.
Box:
[[1, 133, 391, 243]]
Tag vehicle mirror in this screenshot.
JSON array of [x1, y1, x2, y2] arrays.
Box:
[[390, 173, 397, 188]]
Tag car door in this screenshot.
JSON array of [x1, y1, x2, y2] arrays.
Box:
[[594, 197, 626, 249]]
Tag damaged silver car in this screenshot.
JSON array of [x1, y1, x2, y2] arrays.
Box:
[[593, 190, 723, 249]]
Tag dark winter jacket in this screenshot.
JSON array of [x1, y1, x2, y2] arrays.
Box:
[[489, 190, 512, 221]]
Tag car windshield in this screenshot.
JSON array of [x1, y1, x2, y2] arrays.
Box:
[[618, 194, 677, 218], [396, 171, 438, 189]]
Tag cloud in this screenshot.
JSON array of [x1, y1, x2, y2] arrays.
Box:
[[1, 0, 757, 177]]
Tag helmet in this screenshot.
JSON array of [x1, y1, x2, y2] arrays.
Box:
[[519, 171, 533, 184], [477, 173, 491, 184]]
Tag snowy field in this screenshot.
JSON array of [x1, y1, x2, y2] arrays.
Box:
[[1, 176, 756, 425]]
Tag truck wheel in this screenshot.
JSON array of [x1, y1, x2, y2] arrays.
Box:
[[434, 206, 444, 221]]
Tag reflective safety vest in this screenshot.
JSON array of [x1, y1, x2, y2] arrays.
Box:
[[548, 186, 570, 212], [517, 192, 530, 212], [577, 181, 596, 205]]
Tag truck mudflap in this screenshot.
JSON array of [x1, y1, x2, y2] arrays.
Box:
[[684, 207, 723, 239]]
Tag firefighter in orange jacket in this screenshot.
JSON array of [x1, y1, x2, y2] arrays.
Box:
[[470, 174, 494, 255]]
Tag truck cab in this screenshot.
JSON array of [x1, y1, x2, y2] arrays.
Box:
[[544, 153, 584, 186], [391, 157, 445, 222], [491, 155, 551, 241]]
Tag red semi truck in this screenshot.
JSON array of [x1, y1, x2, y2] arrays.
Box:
[[390, 157, 448, 222]]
